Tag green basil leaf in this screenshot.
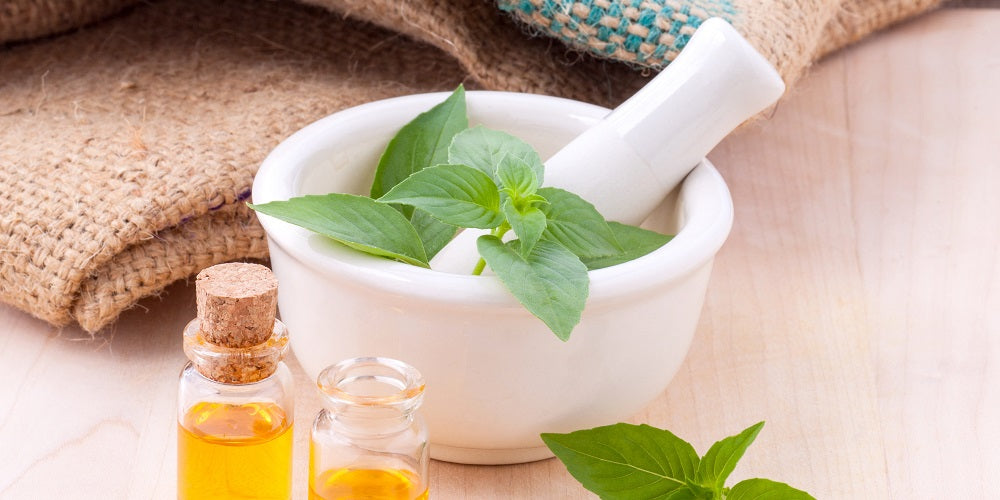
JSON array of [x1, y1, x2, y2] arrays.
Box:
[[249, 195, 428, 267], [663, 488, 708, 500], [477, 236, 587, 341], [537, 187, 621, 259], [502, 200, 546, 257], [496, 153, 540, 199], [410, 209, 458, 259], [378, 164, 503, 229], [447, 125, 543, 183], [540, 423, 701, 499], [726, 479, 816, 500], [694, 421, 764, 491], [519, 193, 548, 207], [581, 222, 673, 270], [370, 85, 467, 199], [367, 86, 466, 255]]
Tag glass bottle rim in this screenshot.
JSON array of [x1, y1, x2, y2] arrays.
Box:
[[317, 356, 425, 407], [182, 318, 289, 384]]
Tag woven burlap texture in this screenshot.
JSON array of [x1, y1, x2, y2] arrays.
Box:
[[496, 0, 945, 86], [0, 0, 137, 43], [0, 0, 942, 333]]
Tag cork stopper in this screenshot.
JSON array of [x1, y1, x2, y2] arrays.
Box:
[[196, 262, 278, 348], [184, 262, 287, 384]]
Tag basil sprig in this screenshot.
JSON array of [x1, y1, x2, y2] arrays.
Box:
[[542, 421, 815, 499], [251, 86, 671, 340]]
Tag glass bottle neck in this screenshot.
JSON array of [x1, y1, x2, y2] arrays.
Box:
[[322, 405, 417, 436], [182, 317, 289, 384], [317, 357, 425, 435]]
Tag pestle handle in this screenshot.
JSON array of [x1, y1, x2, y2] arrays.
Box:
[[430, 18, 784, 273], [542, 17, 785, 224]]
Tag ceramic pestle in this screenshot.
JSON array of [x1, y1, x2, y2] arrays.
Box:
[[429, 18, 784, 273]]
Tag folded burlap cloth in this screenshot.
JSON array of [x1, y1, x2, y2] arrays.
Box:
[[0, 0, 942, 332]]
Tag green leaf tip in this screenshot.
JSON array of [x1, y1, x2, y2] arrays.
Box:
[[727, 479, 816, 500], [367, 85, 467, 258], [250, 194, 429, 268], [536, 187, 621, 260], [581, 222, 673, 270], [370, 84, 468, 199], [695, 421, 764, 491], [502, 201, 546, 257]]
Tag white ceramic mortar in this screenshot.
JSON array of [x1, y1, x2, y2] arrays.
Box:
[[252, 91, 733, 464]]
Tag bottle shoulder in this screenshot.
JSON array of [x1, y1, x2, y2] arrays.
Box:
[[178, 362, 294, 417]]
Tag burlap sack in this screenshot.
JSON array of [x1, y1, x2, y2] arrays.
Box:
[[0, 0, 138, 43], [0, 0, 944, 333], [495, 0, 945, 86]]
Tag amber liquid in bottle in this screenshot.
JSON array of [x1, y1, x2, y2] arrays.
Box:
[[309, 357, 429, 500], [309, 468, 428, 500], [178, 401, 293, 500]]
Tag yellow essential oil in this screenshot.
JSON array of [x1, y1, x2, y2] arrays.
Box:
[[178, 401, 292, 500], [309, 468, 428, 500], [177, 264, 293, 498], [309, 358, 430, 500]]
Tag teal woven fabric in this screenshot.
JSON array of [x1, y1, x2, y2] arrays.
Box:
[[498, 0, 736, 68]]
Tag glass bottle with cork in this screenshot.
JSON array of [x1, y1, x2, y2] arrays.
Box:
[[309, 357, 429, 500], [177, 262, 294, 500]]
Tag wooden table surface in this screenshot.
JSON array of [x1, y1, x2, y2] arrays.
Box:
[[2, 8, 998, 499]]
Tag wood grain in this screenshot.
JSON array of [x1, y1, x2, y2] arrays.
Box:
[[842, 11, 1000, 497], [1, 9, 998, 499]]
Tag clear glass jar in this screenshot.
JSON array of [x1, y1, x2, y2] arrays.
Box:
[[177, 318, 294, 500], [309, 357, 429, 500]]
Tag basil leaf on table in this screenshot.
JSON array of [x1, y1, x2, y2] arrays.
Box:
[[726, 479, 815, 499], [542, 421, 816, 500], [694, 421, 764, 491], [541, 423, 700, 499]]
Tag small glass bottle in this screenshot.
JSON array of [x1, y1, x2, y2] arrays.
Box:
[[309, 357, 429, 500], [177, 263, 294, 500]]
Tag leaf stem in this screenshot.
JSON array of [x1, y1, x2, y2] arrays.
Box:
[[472, 257, 487, 276], [471, 224, 511, 275]]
